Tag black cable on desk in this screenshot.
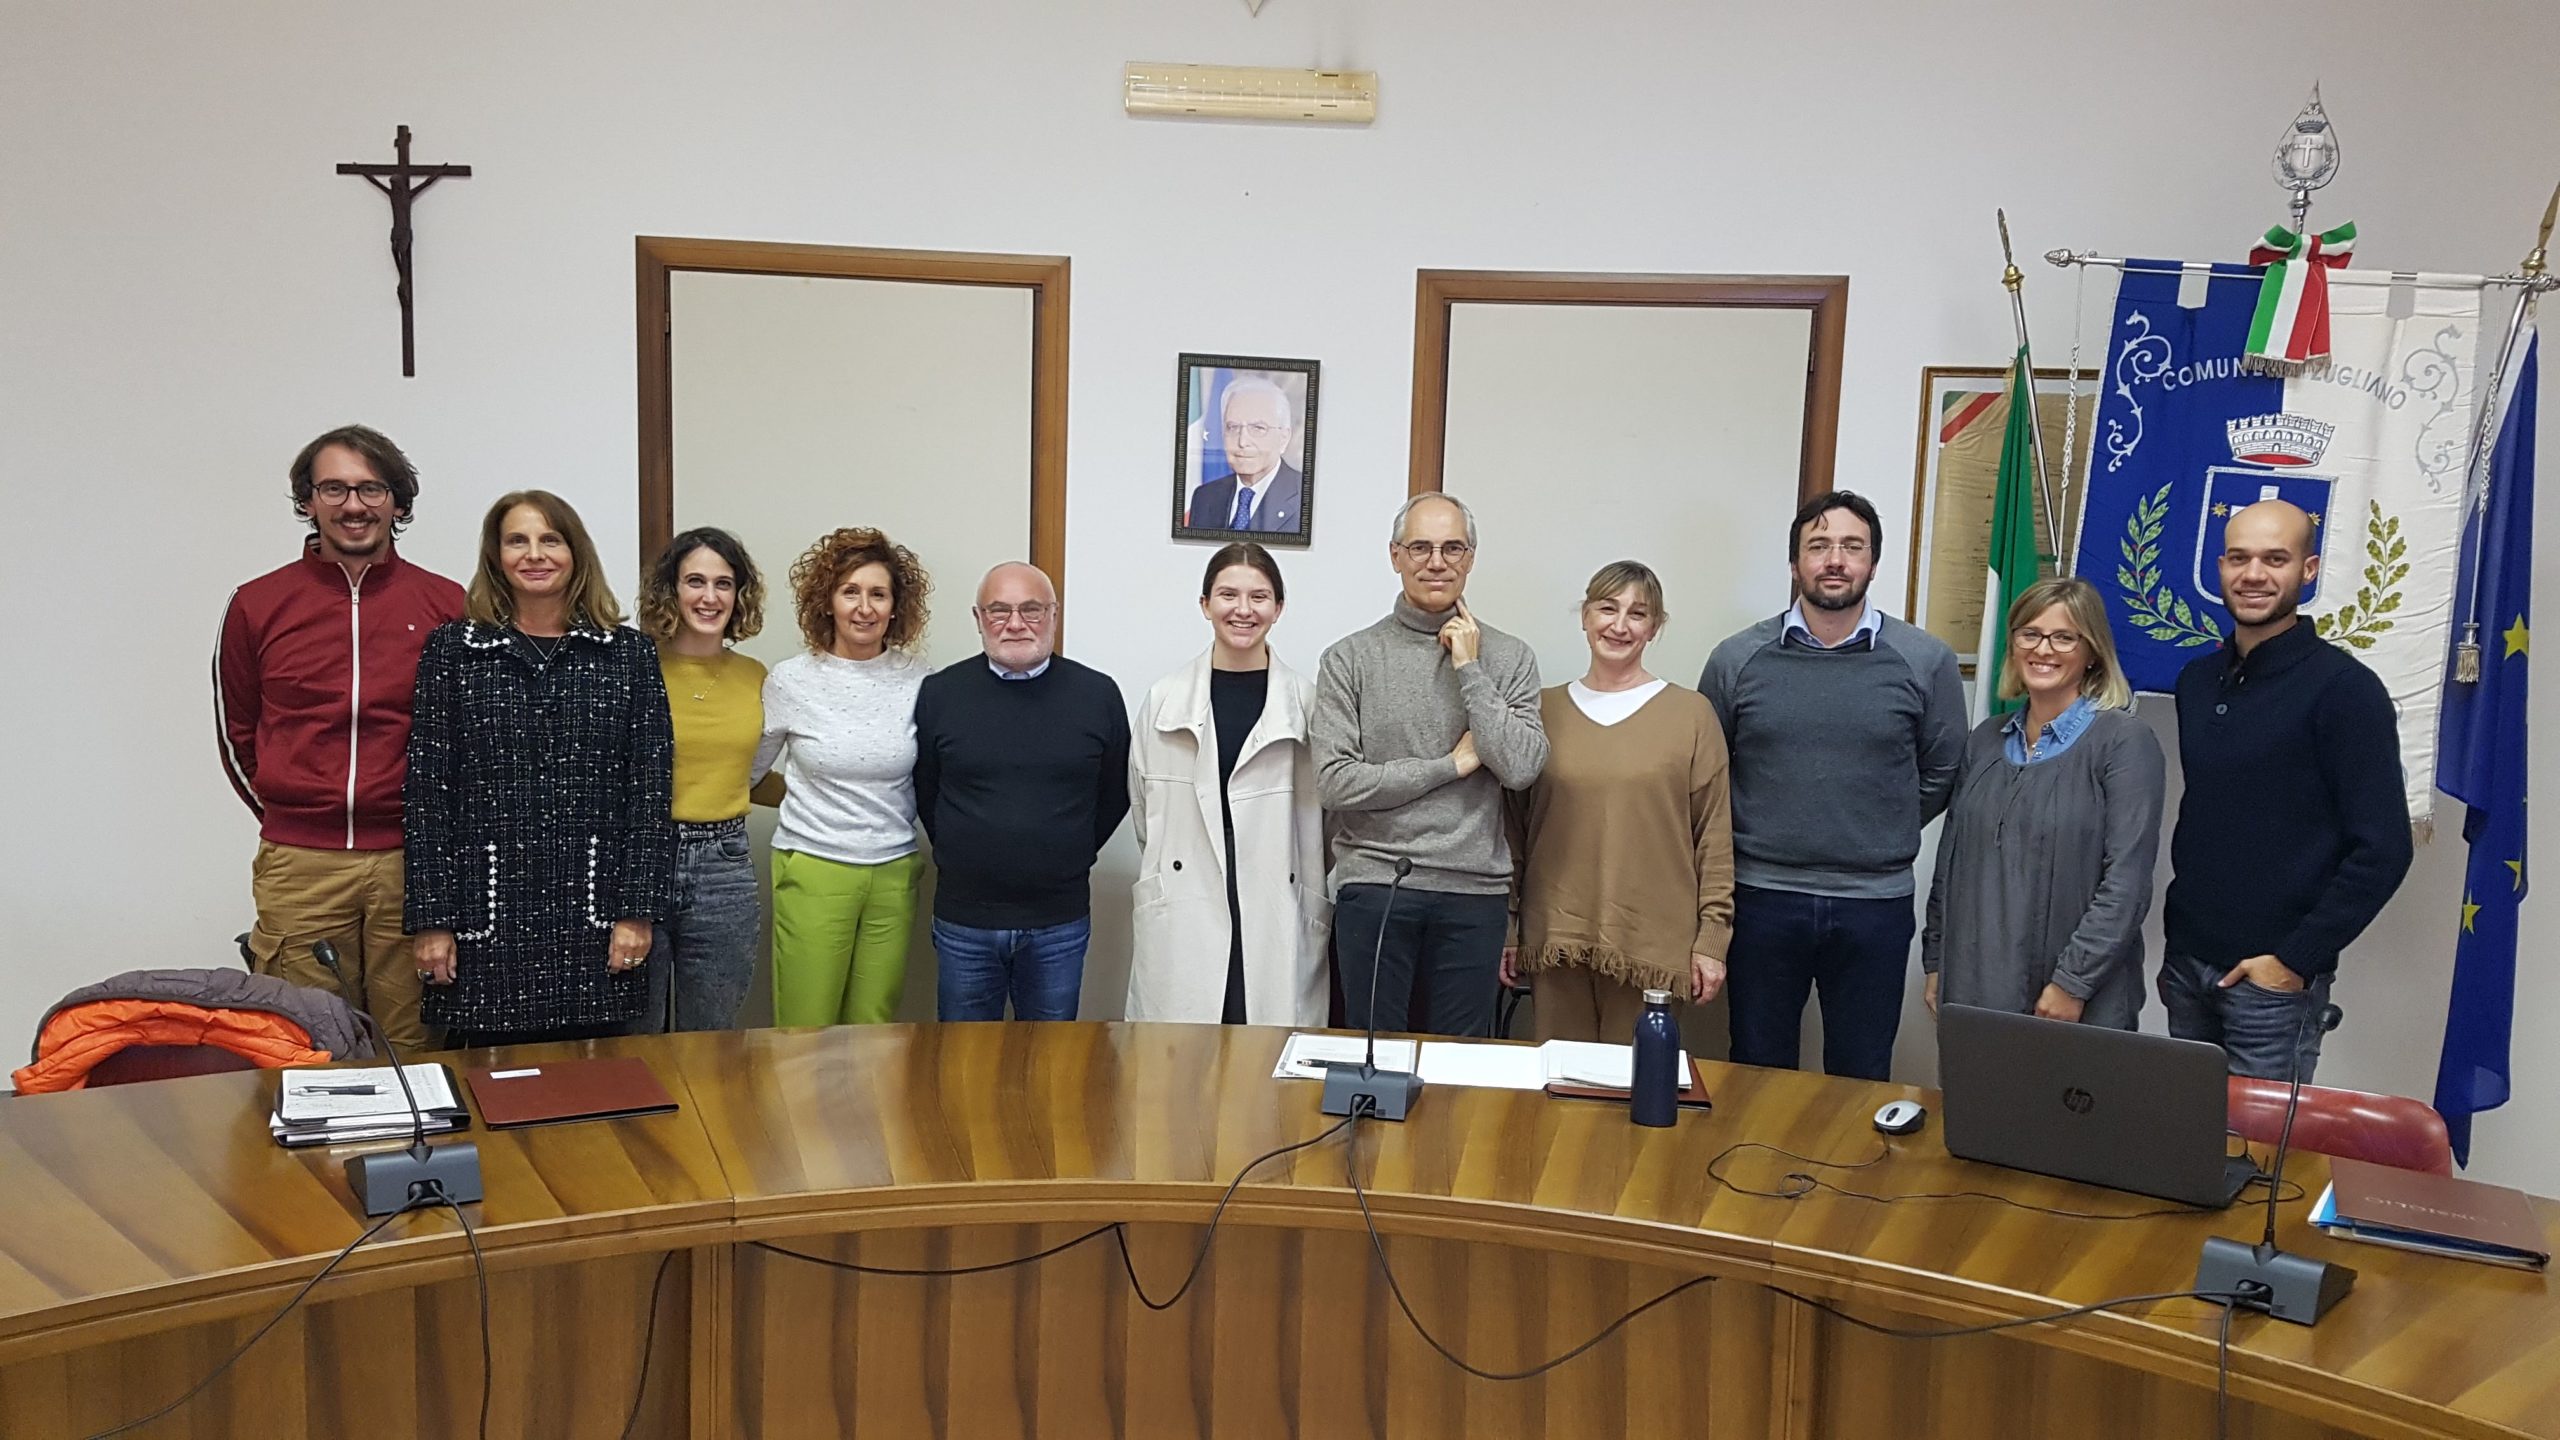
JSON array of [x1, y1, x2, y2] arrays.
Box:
[[751, 1114, 1359, 1302], [1114, 1112, 1358, 1310], [72, 1197, 431, 1440], [1340, 1107, 1718, 1382], [1766, 1284, 2250, 1440], [1707, 1140, 2270, 1220], [616, 1253, 678, 1440], [443, 1192, 494, 1440]]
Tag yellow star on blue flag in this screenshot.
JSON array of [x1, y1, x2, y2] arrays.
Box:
[[2503, 616, 2529, 658]]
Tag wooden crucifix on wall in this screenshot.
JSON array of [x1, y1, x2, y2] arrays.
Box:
[[337, 125, 471, 377]]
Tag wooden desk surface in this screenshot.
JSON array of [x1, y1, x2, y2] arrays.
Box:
[[1, 1023, 2553, 1439]]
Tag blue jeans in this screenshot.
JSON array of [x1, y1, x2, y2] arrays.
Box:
[[638, 820, 760, 1033], [932, 915, 1092, 1021], [2158, 951, 2336, 1082], [1724, 883, 1917, 1080]]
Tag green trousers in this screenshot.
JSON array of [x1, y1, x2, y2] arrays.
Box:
[[770, 849, 922, 1026]]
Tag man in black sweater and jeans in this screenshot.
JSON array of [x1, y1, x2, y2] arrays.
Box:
[[916, 562, 1130, 1021], [2165, 500, 2413, 1079]]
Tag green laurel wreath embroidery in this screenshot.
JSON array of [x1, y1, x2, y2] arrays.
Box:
[[2312, 502, 2407, 651], [2115, 481, 2225, 647]]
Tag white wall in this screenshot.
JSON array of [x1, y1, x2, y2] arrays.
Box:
[[1443, 302, 1813, 689], [4, 0, 2557, 1189]]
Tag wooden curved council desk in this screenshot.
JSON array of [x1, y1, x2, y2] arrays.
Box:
[[0, 1023, 2551, 1438]]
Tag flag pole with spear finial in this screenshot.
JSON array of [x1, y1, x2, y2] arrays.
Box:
[[1998, 208, 2063, 561], [2453, 180, 2559, 684]]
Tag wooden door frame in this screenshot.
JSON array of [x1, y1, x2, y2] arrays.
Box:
[[635, 235, 1071, 619], [1406, 269, 1849, 504]]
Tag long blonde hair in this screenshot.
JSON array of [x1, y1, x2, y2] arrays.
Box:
[[1997, 575, 2131, 709], [465, 490, 624, 629]]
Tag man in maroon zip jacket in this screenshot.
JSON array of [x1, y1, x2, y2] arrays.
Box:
[[215, 426, 464, 1049]]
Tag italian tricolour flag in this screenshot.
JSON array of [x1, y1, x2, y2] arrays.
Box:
[[1973, 346, 2042, 724]]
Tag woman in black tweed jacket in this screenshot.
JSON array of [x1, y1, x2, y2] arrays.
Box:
[[404, 490, 676, 1047]]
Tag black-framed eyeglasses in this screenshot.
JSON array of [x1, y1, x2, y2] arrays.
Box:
[[2014, 628, 2083, 654], [979, 602, 1054, 624], [1397, 540, 1474, 563], [313, 480, 393, 504]]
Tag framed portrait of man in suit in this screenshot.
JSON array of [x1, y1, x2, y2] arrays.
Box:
[[1171, 353, 1318, 547]]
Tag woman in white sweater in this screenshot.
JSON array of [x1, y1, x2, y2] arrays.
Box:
[[755, 528, 932, 1025], [1126, 543, 1329, 1025]]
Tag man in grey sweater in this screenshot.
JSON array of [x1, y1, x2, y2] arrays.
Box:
[[1700, 490, 1965, 1080], [1314, 493, 1548, 1037]]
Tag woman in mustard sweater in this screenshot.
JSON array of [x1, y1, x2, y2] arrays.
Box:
[[1505, 561, 1733, 1043], [633, 527, 769, 1032]]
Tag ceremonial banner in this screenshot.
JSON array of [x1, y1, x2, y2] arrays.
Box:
[[2072, 262, 2483, 819]]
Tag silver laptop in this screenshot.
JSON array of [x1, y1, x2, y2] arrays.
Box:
[[1938, 1004, 2257, 1208]]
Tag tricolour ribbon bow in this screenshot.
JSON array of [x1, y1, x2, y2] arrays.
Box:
[[2245, 220, 2357, 367]]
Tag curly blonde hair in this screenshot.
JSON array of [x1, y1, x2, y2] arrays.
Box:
[[789, 527, 931, 654], [637, 527, 766, 644]]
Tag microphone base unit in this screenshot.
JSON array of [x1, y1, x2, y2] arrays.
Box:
[[2194, 1236, 2355, 1325], [1320, 1064, 1424, 1122], [348, 1141, 485, 1217]]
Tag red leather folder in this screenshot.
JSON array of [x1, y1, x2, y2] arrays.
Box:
[[461, 1057, 679, 1129]]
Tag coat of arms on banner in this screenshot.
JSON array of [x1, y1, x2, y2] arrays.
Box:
[[2192, 419, 2336, 606], [2072, 260, 2481, 820]]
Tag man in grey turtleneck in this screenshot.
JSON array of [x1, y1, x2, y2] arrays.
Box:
[[1312, 493, 1547, 1037]]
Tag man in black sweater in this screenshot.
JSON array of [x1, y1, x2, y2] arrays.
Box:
[[915, 562, 1131, 1020], [2165, 500, 2413, 1079]]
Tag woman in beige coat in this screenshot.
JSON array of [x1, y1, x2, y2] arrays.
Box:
[[1126, 543, 1330, 1025]]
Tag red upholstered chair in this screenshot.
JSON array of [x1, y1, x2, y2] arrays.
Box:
[[2226, 1076, 2456, 1176], [85, 1045, 263, 1087]]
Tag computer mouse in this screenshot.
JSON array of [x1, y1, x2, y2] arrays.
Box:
[[1873, 1099, 1926, 1136]]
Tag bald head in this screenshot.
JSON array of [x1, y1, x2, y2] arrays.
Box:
[[2217, 498, 2320, 636], [974, 562, 1058, 670], [976, 561, 1055, 609], [2227, 499, 2316, 554]]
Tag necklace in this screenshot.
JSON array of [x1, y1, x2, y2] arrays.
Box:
[[680, 650, 725, 702], [519, 630, 564, 663]]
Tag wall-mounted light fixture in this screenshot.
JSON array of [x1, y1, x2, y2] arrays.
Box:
[[1122, 62, 1377, 124]]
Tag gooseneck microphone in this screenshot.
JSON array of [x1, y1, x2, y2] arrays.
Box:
[[1322, 857, 1425, 1120], [2194, 998, 2354, 1324], [313, 941, 485, 1216]]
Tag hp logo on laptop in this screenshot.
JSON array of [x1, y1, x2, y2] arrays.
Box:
[[2061, 1087, 2096, 1115]]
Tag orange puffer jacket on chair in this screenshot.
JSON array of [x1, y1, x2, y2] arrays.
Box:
[[13, 968, 379, 1093]]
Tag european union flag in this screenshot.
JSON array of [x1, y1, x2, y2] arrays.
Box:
[[2433, 327, 2536, 1167]]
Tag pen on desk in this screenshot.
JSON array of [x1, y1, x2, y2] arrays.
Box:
[[304, 1084, 382, 1095]]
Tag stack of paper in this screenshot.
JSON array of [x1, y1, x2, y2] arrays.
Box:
[[1271, 1034, 1693, 1093], [270, 1064, 470, 1148]]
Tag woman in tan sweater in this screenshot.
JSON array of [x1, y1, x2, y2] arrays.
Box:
[[1505, 561, 1734, 1042]]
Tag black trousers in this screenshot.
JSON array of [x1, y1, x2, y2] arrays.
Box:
[[1332, 884, 1508, 1038]]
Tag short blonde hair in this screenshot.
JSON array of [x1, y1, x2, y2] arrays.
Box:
[[1582, 560, 1667, 629], [1997, 575, 2131, 709]]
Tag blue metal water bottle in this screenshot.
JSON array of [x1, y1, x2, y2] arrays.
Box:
[[1631, 988, 1679, 1128]]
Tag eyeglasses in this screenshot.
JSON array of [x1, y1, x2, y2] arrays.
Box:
[[2014, 628, 2083, 654], [1396, 540, 1475, 563], [978, 602, 1053, 625], [313, 480, 393, 504], [1223, 421, 1286, 441], [1801, 538, 1870, 559]]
